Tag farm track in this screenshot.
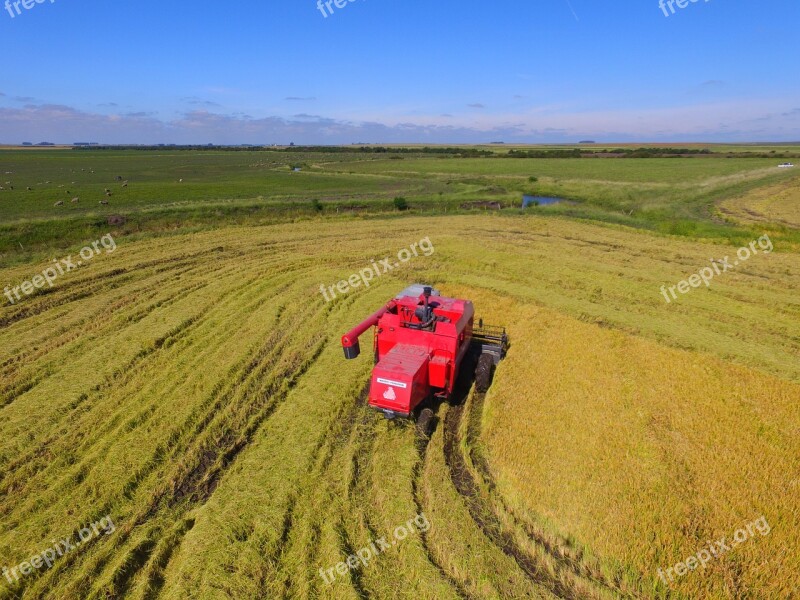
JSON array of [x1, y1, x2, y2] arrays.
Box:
[[95, 309, 330, 598], [262, 382, 375, 600], [80, 341, 328, 598], [411, 418, 473, 600], [336, 397, 377, 600]]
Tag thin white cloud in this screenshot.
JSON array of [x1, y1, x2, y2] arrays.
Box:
[[0, 101, 798, 145], [182, 97, 222, 108]]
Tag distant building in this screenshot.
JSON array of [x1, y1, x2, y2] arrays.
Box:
[[579, 140, 596, 144], [21, 142, 32, 146], [36, 142, 55, 146]]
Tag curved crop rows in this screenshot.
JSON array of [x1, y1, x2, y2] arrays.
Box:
[[718, 175, 800, 229], [1, 215, 798, 599]]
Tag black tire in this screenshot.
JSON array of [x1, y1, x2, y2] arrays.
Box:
[[416, 408, 435, 437], [475, 354, 494, 393]]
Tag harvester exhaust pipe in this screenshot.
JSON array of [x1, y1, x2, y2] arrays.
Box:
[[412, 286, 435, 328]]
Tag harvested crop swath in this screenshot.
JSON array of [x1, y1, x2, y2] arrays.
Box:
[[0, 215, 797, 599]]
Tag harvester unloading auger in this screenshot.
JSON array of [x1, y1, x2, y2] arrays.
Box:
[[341, 285, 508, 434]]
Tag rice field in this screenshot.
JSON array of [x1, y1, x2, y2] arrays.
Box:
[[1, 211, 798, 599], [719, 175, 800, 229]]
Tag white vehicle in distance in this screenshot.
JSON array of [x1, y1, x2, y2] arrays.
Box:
[[778, 162, 795, 168]]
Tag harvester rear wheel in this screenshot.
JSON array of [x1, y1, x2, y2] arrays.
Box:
[[475, 354, 494, 393], [416, 408, 435, 437]]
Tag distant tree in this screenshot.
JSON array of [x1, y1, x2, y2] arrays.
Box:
[[393, 197, 409, 211], [529, 176, 538, 182], [311, 198, 323, 212]]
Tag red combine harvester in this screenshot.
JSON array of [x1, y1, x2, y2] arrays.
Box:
[[341, 285, 508, 431]]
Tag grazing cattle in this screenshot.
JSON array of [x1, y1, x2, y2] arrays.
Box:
[[54, 201, 64, 206], [106, 192, 112, 197], [99, 200, 109, 205], [27, 187, 32, 191], [71, 197, 80, 203], [122, 183, 128, 188]]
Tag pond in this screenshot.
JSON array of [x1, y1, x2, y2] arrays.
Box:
[[522, 195, 564, 208]]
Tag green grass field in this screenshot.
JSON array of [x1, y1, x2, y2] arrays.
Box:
[[0, 147, 798, 599], [2, 148, 798, 265]]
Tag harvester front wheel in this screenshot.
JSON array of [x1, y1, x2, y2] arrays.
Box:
[[475, 354, 494, 393]]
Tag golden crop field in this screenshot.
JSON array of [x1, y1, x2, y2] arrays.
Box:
[[1, 214, 798, 599], [719, 175, 800, 229]]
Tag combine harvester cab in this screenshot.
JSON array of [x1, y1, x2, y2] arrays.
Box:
[[341, 285, 508, 432]]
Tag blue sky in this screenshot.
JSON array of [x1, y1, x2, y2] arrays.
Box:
[[0, 0, 798, 144]]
